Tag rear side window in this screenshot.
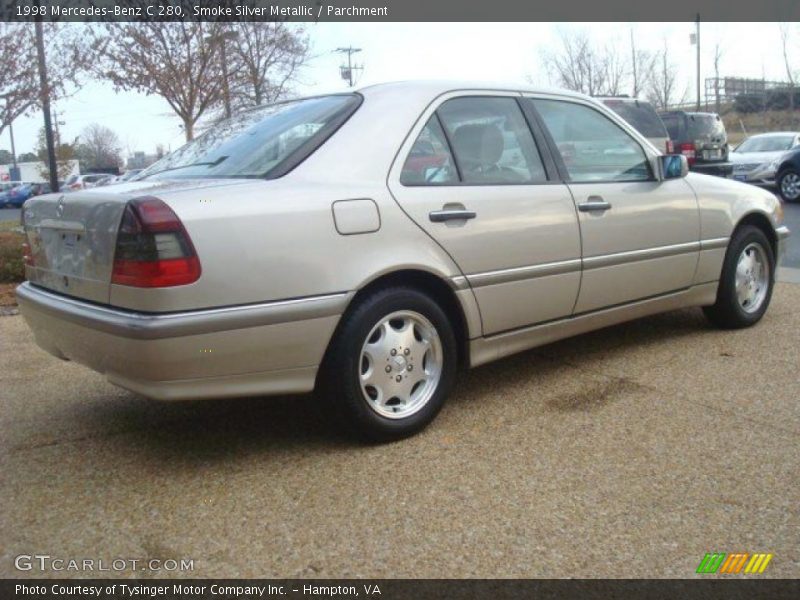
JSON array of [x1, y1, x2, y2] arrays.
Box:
[[660, 113, 685, 140], [438, 97, 547, 184], [534, 99, 651, 183], [601, 100, 668, 138], [400, 116, 459, 185]]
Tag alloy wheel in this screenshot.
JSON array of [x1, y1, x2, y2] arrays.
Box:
[[359, 310, 443, 419]]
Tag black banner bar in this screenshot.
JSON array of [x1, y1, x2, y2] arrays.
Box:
[[2, 579, 800, 600], [2, 0, 800, 22]]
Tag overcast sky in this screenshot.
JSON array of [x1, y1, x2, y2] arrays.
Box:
[[4, 22, 794, 161]]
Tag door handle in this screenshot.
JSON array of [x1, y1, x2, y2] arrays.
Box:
[[577, 196, 612, 212], [429, 209, 477, 222]]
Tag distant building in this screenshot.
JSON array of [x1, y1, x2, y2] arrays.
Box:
[[0, 160, 80, 183], [127, 151, 160, 170]]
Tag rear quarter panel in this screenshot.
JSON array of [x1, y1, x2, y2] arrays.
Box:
[[108, 178, 466, 314]]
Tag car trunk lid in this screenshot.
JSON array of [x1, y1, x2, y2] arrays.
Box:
[[21, 178, 249, 304], [23, 191, 129, 303]]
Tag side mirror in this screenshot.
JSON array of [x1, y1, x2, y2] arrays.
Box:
[[659, 154, 689, 180]]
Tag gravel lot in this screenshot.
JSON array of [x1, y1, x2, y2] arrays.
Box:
[[1, 283, 798, 579]]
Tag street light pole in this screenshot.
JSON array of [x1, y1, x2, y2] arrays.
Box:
[[35, 19, 59, 193]]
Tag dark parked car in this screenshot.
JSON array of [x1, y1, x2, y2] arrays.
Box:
[[659, 111, 733, 177], [771, 146, 800, 202], [598, 97, 672, 155]]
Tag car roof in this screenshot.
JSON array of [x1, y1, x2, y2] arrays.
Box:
[[356, 79, 590, 101]]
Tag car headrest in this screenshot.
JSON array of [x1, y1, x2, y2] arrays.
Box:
[[452, 123, 504, 168]]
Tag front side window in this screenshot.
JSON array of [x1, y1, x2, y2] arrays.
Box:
[[400, 116, 458, 185], [138, 94, 361, 181], [437, 97, 546, 184], [534, 99, 651, 183]]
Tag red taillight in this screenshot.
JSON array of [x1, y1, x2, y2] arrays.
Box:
[[666, 140, 674, 154], [680, 143, 696, 165], [111, 197, 201, 288]]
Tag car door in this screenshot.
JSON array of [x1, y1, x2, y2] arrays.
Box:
[[388, 93, 582, 335], [525, 96, 700, 313]]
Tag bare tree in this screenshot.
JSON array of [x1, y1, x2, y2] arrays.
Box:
[[780, 24, 797, 126], [629, 29, 654, 98], [75, 123, 123, 171], [35, 126, 76, 182], [226, 22, 310, 110], [0, 23, 87, 138], [543, 29, 629, 97], [712, 41, 724, 113], [647, 40, 686, 110], [91, 23, 227, 141]]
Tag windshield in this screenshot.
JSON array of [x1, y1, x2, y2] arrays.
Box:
[[602, 100, 668, 138], [735, 135, 795, 153], [138, 94, 361, 181]]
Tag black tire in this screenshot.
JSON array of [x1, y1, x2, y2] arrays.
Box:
[[703, 225, 775, 329], [777, 168, 800, 203], [317, 286, 458, 442]]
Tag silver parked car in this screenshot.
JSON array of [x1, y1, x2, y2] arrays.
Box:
[[730, 131, 800, 185], [17, 81, 790, 440]]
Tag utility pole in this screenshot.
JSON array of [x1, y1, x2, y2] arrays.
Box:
[[335, 46, 363, 87], [35, 18, 59, 193], [695, 14, 701, 111], [52, 108, 63, 146], [9, 122, 17, 169], [8, 121, 19, 182], [630, 29, 637, 98]]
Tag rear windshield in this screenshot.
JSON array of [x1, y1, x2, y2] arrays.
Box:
[[686, 114, 726, 139], [601, 100, 668, 138], [138, 94, 361, 181], [735, 135, 795, 153]]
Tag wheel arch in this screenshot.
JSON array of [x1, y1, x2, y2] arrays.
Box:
[[734, 211, 778, 260], [325, 268, 472, 370]]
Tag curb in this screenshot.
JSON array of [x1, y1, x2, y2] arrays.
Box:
[[777, 266, 800, 284]]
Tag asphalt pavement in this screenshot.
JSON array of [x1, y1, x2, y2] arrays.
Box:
[[0, 208, 21, 223], [1, 284, 798, 578]]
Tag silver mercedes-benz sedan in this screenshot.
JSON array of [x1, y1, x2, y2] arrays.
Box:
[[17, 81, 790, 440]]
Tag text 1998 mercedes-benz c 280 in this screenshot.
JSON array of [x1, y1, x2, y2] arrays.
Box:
[[17, 81, 790, 440]]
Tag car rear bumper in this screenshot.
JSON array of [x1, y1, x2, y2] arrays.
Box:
[[17, 282, 350, 400]]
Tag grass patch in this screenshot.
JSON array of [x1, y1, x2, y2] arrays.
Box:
[[0, 230, 25, 284]]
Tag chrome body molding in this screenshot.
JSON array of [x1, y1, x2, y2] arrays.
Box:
[[466, 259, 582, 288], [456, 240, 731, 290], [776, 225, 790, 240], [582, 241, 700, 270], [699, 237, 730, 250], [16, 282, 352, 341]]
